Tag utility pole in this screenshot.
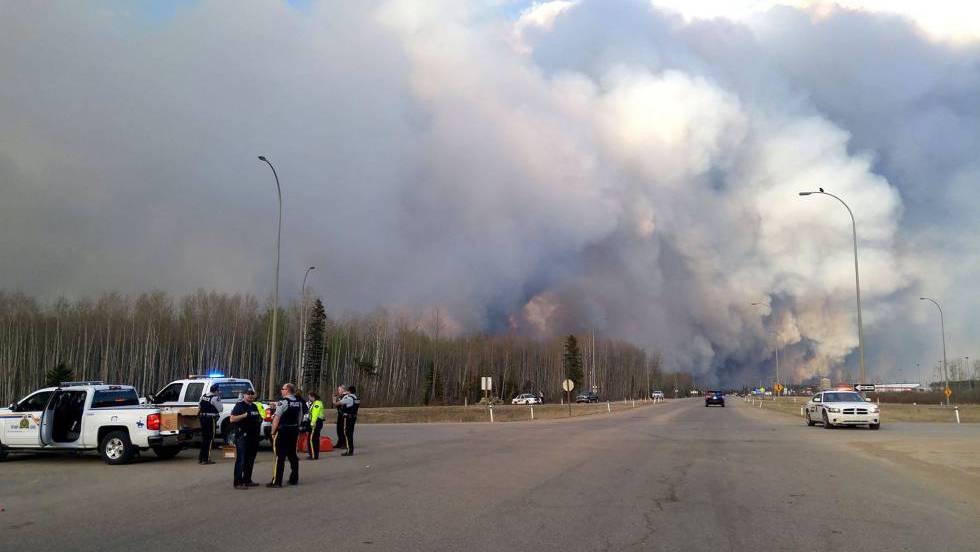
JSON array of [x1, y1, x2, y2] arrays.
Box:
[[258, 155, 282, 400], [920, 297, 950, 405]]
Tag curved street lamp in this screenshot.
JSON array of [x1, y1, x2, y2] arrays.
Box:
[[799, 189, 866, 386], [752, 301, 780, 396], [258, 155, 282, 400], [919, 296, 950, 405], [299, 265, 316, 382]]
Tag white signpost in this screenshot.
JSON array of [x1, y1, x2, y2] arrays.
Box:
[[481, 377, 494, 421]]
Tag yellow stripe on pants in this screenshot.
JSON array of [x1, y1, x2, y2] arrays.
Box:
[[270, 433, 279, 482]]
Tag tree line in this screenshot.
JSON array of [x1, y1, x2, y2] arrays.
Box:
[[0, 290, 693, 405]]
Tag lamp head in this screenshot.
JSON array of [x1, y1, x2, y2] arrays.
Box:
[[919, 297, 926, 301], [309, 266, 316, 271], [258, 155, 267, 162], [798, 191, 813, 196]]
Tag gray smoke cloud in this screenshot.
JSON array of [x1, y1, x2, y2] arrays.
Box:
[[1, 0, 977, 386]]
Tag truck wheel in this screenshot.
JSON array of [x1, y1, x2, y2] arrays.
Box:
[[222, 422, 238, 446], [0, 444, 7, 461], [805, 411, 816, 426], [100, 431, 137, 465], [151, 445, 182, 460]]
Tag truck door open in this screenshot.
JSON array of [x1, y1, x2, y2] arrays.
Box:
[[6, 390, 53, 446], [41, 390, 87, 446]]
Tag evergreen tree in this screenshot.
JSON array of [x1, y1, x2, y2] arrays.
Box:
[[563, 335, 583, 386], [45, 363, 73, 387], [301, 298, 326, 392]]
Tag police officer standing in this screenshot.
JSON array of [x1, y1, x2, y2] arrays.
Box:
[[307, 392, 324, 460], [333, 385, 348, 451], [333, 385, 359, 456], [198, 384, 222, 465], [229, 389, 261, 489], [267, 382, 302, 488]]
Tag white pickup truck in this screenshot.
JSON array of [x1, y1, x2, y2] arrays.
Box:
[[146, 375, 269, 445], [0, 382, 187, 464]]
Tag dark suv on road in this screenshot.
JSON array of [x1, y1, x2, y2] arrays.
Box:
[[576, 391, 599, 403], [705, 391, 725, 407]]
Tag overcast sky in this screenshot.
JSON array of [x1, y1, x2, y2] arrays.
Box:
[[1, 0, 978, 386]]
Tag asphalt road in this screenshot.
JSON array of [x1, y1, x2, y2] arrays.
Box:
[[2, 399, 978, 551]]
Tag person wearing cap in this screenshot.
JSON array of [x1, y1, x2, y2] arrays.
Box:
[[198, 384, 223, 465], [267, 382, 302, 488], [229, 388, 261, 489]]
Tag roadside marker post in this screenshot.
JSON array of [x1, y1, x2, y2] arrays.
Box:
[[489, 404, 494, 423], [530, 405, 534, 420], [607, 401, 611, 413], [955, 406, 960, 424]]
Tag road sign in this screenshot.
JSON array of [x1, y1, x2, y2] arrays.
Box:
[[481, 377, 492, 391], [759, 387, 766, 393], [944, 387, 952, 398], [854, 384, 876, 392], [592, 385, 598, 394], [775, 383, 784, 393], [562, 379, 574, 392]]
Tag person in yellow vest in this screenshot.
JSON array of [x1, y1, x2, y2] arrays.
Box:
[[307, 392, 325, 460]]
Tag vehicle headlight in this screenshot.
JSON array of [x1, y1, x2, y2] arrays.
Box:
[[870, 406, 879, 413], [827, 407, 841, 413]]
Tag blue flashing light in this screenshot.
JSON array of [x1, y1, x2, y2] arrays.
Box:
[[208, 372, 225, 378]]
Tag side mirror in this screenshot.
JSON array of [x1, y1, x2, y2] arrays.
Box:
[[147, 394, 156, 404], [8, 402, 16, 411]]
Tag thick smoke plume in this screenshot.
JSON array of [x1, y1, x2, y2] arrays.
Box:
[[1, 0, 978, 386]]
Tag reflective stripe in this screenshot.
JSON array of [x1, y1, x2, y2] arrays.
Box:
[[270, 433, 279, 482]]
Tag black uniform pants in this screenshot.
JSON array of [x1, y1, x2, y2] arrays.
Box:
[[309, 419, 324, 459], [271, 428, 299, 485], [234, 435, 259, 485], [341, 414, 356, 454], [199, 416, 217, 463], [335, 413, 346, 449]]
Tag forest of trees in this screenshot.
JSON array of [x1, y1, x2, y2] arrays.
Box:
[[0, 290, 694, 406]]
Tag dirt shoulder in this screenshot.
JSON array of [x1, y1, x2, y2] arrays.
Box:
[[356, 399, 659, 423]]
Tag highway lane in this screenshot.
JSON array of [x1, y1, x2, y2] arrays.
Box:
[[1, 398, 977, 551]]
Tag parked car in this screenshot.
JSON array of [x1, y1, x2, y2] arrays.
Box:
[[576, 391, 600, 403], [147, 374, 267, 445], [0, 381, 187, 464], [705, 391, 725, 407], [512, 393, 542, 405], [804, 391, 879, 429], [650, 390, 665, 399]]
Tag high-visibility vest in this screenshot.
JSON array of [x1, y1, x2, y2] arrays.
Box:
[[255, 401, 267, 419], [310, 400, 324, 424]]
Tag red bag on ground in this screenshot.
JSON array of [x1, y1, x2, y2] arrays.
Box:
[[297, 432, 309, 453], [319, 436, 333, 452]]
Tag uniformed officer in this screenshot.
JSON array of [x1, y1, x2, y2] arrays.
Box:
[[198, 384, 222, 464], [333, 385, 359, 456], [229, 388, 261, 489], [307, 392, 325, 460], [267, 382, 302, 488], [333, 385, 348, 451]]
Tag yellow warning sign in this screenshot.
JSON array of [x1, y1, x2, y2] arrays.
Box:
[[775, 383, 784, 393], [944, 387, 953, 398]]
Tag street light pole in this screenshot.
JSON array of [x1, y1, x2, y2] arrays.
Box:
[[752, 301, 779, 396], [299, 265, 316, 383], [258, 155, 282, 400], [920, 297, 950, 405], [799, 190, 866, 385]]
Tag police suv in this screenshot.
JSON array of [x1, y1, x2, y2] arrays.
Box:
[[0, 381, 185, 464], [147, 375, 267, 445], [804, 390, 880, 430]]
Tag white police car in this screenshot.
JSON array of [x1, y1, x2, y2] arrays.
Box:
[[804, 391, 880, 430]]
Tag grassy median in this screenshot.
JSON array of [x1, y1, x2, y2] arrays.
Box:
[[740, 396, 980, 423], [356, 400, 656, 423]]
